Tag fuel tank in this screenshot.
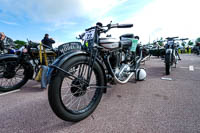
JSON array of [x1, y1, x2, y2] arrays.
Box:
[[99, 38, 120, 49]]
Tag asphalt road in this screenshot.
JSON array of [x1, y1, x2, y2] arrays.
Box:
[[0, 54, 200, 133]]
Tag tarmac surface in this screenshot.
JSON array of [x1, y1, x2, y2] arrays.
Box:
[[0, 54, 200, 133]]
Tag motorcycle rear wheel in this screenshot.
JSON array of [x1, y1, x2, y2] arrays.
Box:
[[0, 59, 29, 92]]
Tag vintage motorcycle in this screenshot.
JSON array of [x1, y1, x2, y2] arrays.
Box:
[[41, 22, 147, 122], [165, 37, 179, 75], [0, 41, 58, 92], [0, 40, 82, 92]]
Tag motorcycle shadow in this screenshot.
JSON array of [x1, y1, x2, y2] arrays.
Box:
[[146, 66, 166, 78], [34, 120, 74, 133]]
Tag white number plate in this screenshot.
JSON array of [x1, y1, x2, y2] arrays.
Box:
[[84, 29, 95, 41], [168, 41, 173, 45]]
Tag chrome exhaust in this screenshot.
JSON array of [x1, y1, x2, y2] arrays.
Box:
[[114, 72, 134, 84]]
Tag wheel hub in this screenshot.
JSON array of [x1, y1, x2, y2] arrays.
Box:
[[3, 71, 16, 79], [71, 78, 87, 97], [3, 63, 17, 79]]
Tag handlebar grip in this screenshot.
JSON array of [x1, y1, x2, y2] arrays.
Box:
[[180, 38, 189, 40], [117, 24, 133, 28], [166, 37, 179, 40]]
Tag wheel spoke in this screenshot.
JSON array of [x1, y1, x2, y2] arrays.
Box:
[[78, 64, 83, 76], [67, 97, 81, 108], [62, 87, 81, 101], [76, 98, 82, 110], [84, 92, 90, 108]]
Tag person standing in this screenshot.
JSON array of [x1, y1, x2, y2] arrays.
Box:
[[187, 46, 189, 53], [0, 32, 6, 50], [0, 32, 14, 51], [41, 34, 55, 48]]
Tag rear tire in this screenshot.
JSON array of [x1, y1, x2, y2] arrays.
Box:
[[48, 55, 105, 122], [0, 58, 30, 92]]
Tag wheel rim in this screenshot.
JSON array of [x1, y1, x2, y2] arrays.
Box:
[[0, 61, 25, 89], [60, 63, 100, 114]]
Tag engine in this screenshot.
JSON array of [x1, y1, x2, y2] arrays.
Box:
[[109, 48, 134, 81]]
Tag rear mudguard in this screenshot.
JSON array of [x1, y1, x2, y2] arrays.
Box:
[[0, 54, 34, 79], [41, 50, 107, 93], [0, 54, 19, 60]]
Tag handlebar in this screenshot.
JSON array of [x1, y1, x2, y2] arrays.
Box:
[[79, 22, 133, 40], [86, 22, 133, 32], [166, 37, 179, 40], [117, 24, 133, 28], [179, 38, 189, 41]]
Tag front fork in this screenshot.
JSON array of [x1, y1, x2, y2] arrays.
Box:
[[86, 49, 98, 84]]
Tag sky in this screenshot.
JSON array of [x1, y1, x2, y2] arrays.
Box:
[[0, 0, 199, 47]]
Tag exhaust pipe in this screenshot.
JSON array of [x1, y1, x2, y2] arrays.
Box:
[[114, 72, 134, 84]]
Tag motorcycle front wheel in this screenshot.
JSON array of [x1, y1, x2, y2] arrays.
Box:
[[165, 53, 171, 75], [48, 55, 105, 122], [0, 58, 29, 92]]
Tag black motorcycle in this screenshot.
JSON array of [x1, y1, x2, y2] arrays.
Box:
[[41, 22, 146, 122], [0, 41, 61, 92], [165, 37, 179, 75], [0, 40, 83, 92]]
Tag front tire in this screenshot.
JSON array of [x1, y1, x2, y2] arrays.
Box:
[[165, 53, 171, 75], [48, 55, 105, 122]]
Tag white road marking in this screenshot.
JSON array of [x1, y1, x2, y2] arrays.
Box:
[[161, 77, 173, 81], [189, 65, 194, 71], [0, 89, 21, 96]]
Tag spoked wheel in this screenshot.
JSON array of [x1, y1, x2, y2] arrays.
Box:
[[0, 59, 29, 92], [48, 56, 105, 122]]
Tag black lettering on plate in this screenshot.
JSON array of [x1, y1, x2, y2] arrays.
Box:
[[58, 42, 82, 54]]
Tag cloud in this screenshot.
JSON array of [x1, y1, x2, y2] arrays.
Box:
[[0, 0, 127, 23], [80, 0, 127, 19], [120, 0, 200, 43], [0, 20, 18, 25], [44, 21, 77, 32]]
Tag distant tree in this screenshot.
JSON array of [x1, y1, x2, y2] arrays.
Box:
[[181, 41, 186, 47], [188, 40, 193, 46], [14, 40, 27, 49], [158, 37, 164, 46]]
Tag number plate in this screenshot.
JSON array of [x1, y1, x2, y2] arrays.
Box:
[[58, 42, 82, 54], [168, 41, 173, 45], [84, 29, 95, 41]]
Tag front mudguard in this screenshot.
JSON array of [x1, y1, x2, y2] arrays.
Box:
[[166, 49, 172, 55], [0, 54, 34, 79], [41, 50, 107, 93]]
